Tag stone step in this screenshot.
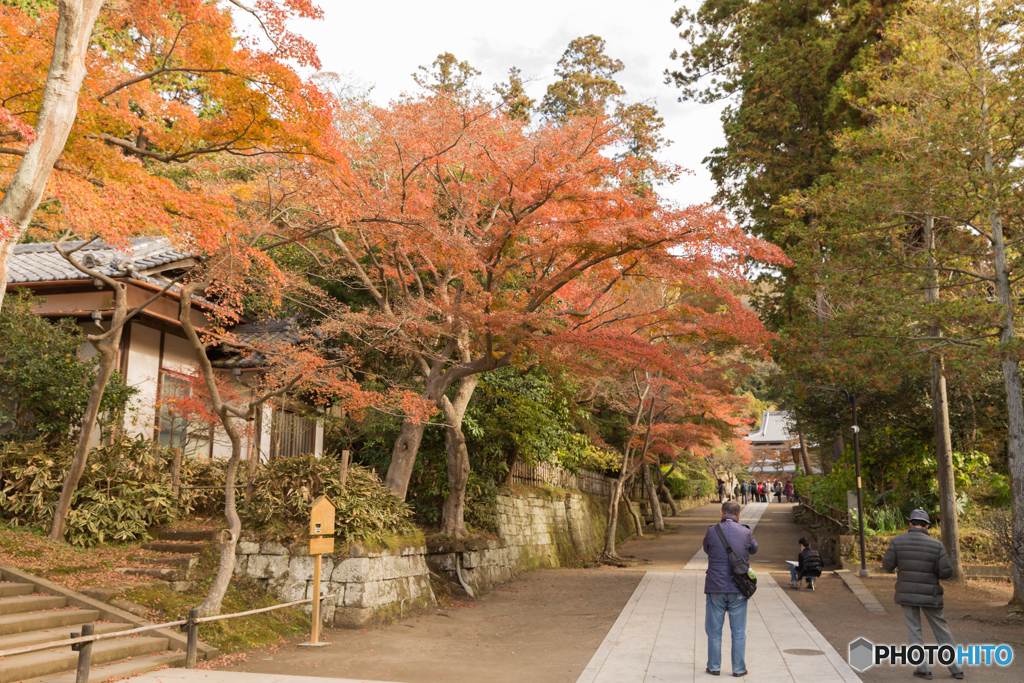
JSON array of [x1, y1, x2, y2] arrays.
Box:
[[0, 609, 100, 637], [24, 649, 187, 683], [115, 567, 186, 581], [0, 595, 65, 617], [0, 585, 33, 599], [128, 555, 198, 568], [140, 541, 208, 554], [0, 635, 168, 682], [0, 622, 131, 652], [151, 528, 218, 542]]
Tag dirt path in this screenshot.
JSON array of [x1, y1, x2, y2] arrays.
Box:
[[216, 568, 642, 683]]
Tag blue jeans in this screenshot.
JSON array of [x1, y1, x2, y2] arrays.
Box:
[[705, 592, 748, 674], [789, 565, 798, 584]]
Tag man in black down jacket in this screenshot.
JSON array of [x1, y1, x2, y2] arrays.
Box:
[[881, 509, 964, 680]]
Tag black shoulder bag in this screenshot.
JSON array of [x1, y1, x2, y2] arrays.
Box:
[[714, 524, 757, 598]]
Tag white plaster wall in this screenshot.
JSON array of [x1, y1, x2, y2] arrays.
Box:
[[161, 332, 195, 373], [123, 322, 160, 440]]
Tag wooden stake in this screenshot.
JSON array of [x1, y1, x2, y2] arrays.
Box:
[[339, 449, 351, 491], [171, 447, 182, 496], [311, 554, 321, 644]]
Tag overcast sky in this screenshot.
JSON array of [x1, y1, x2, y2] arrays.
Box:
[[285, 0, 726, 210]]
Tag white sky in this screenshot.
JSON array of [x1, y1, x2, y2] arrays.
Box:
[[288, 0, 727, 210]]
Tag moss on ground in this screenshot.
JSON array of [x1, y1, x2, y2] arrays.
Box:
[[121, 577, 310, 654]]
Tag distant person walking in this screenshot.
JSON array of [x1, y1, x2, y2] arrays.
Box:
[[881, 509, 964, 680], [783, 481, 794, 503], [757, 481, 766, 503], [774, 481, 783, 503], [704, 501, 757, 677], [740, 482, 748, 505], [718, 480, 727, 503]]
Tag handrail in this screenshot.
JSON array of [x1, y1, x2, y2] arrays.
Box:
[[0, 596, 324, 660], [798, 499, 849, 531]]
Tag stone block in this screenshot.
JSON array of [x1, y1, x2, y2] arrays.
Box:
[[462, 551, 480, 569], [289, 556, 315, 582], [344, 581, 365, 607], [334, 606, 375, 629], [261, 542, 289, 555], [277, 578, 307, 603], [234, 556, 248, 575], [333, 557, 370, 583], [247, 554, 288, 580], [426, 553, 456, 572], [237, 542, 260, 555]]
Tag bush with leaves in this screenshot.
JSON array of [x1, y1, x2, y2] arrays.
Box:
[[244, 453, 416, 544], [0, 437, 179, 546], [0, 292, 136, 441]]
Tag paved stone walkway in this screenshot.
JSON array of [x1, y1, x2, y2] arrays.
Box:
[[576, 500, 859, 683]]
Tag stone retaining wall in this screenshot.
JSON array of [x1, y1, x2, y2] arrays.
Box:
[[240, 488, 701, 627], [235, 539, 433, 628]]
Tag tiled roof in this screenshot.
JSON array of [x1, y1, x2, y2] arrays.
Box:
[[745, 410, 796, 443], [212, 318, 303, 368], [7, 237, 194, 284]]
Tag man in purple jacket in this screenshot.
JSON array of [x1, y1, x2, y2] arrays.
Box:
[[703, 501, 758, 677]]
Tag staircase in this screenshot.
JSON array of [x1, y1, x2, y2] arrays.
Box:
[[113, 528, 216, 586], [0, 563, 217, 683]]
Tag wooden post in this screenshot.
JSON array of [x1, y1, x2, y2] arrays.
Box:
[[311, 553, 322, 644], [339, 449, 351, 491], [73, 623, 94, 683], [185, 608, 198, 668], [171, 447, 182, 496], [299, 495, 334, 648]]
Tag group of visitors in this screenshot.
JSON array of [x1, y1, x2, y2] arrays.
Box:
[[734, 479, 795, 504], [701, 504, 963, 679]]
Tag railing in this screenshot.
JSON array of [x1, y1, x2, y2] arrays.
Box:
[[0, 596, 326, 682], [509, 461, 619, 497]]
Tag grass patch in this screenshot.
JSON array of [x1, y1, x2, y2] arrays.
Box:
[[121, 577, 310, 653]]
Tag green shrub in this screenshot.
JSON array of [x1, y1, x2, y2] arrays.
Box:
[[244, 453, 416, 544], [663, 464, 716, 499], [0, 292, 136, 441], [0, 437, 178, 546]]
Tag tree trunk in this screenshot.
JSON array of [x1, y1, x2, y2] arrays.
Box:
[[383, 417, 427, 499], [642, 463, 664, 531], [198, 415, 243, 617], [0, 0, 106, 309], [601, 467, 627, 559], [623, 489, 644, 536], [440, 375, 478, 539], [981, 90, 1023, 601], [47, 336, 120, 540], [798, 431, 813, 475], [657, 460, 679, 515], [659, 481, 679, 516], [923, 214, 963, 581]]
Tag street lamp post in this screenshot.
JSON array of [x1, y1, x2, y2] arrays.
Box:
[[816, 386, 869, 578]]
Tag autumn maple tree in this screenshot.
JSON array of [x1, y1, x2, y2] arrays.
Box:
[[272, 47, 782, 537], [0, 0, 331, 307]]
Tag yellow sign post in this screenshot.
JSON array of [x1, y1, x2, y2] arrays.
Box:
[[299, 495, 335, 647]]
